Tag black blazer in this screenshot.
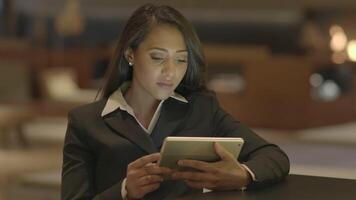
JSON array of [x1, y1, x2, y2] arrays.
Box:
[[61, 92, 290, 200]]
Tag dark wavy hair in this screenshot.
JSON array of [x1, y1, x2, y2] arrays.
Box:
[[99, 3, 206, 99]]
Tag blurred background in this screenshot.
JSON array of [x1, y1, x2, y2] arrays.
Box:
[[1, 0, 356, 199]]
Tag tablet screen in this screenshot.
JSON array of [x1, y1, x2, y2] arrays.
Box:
[[158, 137, 244, 170]]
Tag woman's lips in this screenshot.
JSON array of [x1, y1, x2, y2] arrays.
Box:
[[157, 82, 174, 89]]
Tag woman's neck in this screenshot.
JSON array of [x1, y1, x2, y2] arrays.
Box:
[[124, 84, 160, 129]]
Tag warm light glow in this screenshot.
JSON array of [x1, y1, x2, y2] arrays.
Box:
[[329, 25, 344, 37], [55, 0, 85, 36], [330, 31, 348, 52], [331, 52, 346, 64], [347, 40, 356, 62], [309, 73, 323, 87]]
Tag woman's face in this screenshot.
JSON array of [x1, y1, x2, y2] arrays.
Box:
[[127, 24, 188, 101]]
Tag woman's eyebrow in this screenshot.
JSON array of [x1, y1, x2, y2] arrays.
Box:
[[176, 49, 188, 53], [149, 47, 187, 53]]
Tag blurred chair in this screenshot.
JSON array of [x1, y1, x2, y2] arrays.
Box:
[[5, 170, 60, 200], [0, 58, 33, 148], [0, 105, 33, 148], [0, 148, 62, 200], [0, 60, 32, 102], [38, 67, 97, 103]]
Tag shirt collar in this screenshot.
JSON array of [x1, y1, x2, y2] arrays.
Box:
[[101, 82, 188, 117]]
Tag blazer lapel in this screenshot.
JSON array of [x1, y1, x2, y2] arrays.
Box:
[[150, 98, 190, 148], [103, 111, 158, 154]]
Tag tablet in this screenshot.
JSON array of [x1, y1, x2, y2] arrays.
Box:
[[158, 136, 244, 170]]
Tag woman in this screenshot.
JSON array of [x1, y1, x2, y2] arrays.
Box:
[[61, 3, 289, 200]]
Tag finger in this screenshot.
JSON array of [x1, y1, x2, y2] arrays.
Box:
[[177, 160, 217, 173], [128, 153, 161, 169], [144, 164, 172, 175], [138, 175, 163, 186], [128, 164, 172, 180], [172, 171, 217, 182], [213, 142, 234, 161], [185, 180, 216, 190], [139, 183, 161, 195]]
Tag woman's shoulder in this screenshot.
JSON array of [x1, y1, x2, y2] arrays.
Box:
[[184, 90, 220, 109], [68, 99, 107, 120], [186, 90, 218, 103]]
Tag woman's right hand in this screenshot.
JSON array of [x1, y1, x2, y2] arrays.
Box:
[[125, 153, 172, 200]]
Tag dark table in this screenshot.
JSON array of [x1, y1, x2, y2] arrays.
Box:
[[173, 174, 356, 200]]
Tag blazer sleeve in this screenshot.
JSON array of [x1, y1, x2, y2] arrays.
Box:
[[210, 95, 290, 189], [61, 111, 125, 200]]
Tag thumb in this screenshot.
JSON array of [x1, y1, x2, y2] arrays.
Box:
[[213, 142, 233, 161]]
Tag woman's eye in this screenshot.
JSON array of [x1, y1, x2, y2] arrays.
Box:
[[178, 59, 187, 63], [151, 56, 164, 61], [176, 58, 187, 63]]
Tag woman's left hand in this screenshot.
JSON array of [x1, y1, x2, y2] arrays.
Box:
[[171, 142, 252, 191]]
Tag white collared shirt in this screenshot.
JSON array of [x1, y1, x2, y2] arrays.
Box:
[[101, 82, 188, 134]]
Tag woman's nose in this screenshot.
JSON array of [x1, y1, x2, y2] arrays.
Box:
[[162, 60, 175, 78]]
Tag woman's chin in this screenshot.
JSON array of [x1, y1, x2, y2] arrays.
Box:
[[153, 91, 173, 101]]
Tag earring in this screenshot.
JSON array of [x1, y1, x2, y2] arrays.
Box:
[[128, 62, 133, 66]]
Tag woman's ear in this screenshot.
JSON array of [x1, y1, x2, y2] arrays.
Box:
[[124, 47, 134, 64]]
